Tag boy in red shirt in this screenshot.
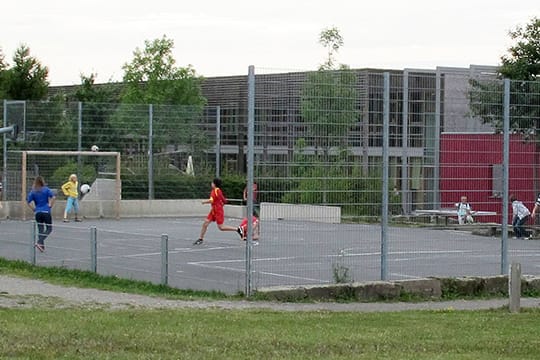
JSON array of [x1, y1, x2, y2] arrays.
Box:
[[194, 178, 242, 245]]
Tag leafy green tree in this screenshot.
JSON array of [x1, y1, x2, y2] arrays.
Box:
[[111, 36, 209, 176], [499, 17, 540, 81], [71, 73, 118, 149], [120, 36, 205, 106], [3, 45, 49, 100], [469, 17, 540, 133], [21, 98, 77, 151], [0, 48, 8, 98], [301, 27, 359, 156], [73, 73, 116, 103], [318, 26, 344, 71], [297, 27, 359, 203]]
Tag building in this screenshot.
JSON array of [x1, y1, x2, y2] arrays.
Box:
[[46, 65, 502, 212], [200, 65, 498, 211]]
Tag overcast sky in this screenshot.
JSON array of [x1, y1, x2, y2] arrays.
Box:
[[2, 0, 539, 85]]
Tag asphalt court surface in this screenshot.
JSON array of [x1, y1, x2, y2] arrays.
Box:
[[2, 217, 540, 294]]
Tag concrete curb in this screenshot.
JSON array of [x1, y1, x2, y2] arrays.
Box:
[[257, 275, 540, 302]]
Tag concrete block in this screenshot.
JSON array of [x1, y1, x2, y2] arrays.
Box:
[[303, 284, 354, 301], [522, 275, 540, 293], [438, 277, 485, 296], [256, 286, 306, 301], [396, 279, 442, 299], [83, 179, 117, 200], [0, 201, 9, 219], [482, 275, 508, 295], [261, 202, 341, 223], [353, 281, 400, 301], [2, 199, 245, 220]]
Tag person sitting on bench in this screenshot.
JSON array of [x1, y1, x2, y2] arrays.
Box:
[[456, 196, 474, 225]]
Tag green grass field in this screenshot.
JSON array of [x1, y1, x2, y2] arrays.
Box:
[[1, 307, 540, 359], [0, 258, 234, 300], [2, 258, 540, 358]]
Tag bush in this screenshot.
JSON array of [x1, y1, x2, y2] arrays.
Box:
[[120, 169, 245, 200], [50, 162, 97, 194], [278, 161, 396, 218]]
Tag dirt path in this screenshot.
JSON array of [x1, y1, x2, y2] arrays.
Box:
[[2, 275, 540, 312]]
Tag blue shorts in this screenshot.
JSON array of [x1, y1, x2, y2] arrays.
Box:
[[66, 196, 79, 213]]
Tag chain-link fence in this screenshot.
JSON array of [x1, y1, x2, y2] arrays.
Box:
[[1, 67, 540, 295], [248, 67, 540, 292], [1, 101, 250, 201]]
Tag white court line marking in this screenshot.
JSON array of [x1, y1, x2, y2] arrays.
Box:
[[340, 250, 478, 257], [98, 252, 163, 260], [37, 250, 290, 264], [255, 271, 330, 283], [188, 257, 325, 282], [173, 245, 240, 252], [59, 245, 242, 262], [39, 251, 170, 264], [188, 262, 327, 283], [188, 256, 296, 265], [389, 273, 423, 279]]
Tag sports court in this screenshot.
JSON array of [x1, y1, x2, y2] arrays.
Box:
[[2, 216, 540, 294]]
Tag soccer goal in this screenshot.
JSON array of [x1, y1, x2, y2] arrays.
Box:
[[19, 150, 121, 220]]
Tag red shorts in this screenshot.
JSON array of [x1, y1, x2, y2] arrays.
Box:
[[206, 208, 224, 225], [240, 217, 258, 234]]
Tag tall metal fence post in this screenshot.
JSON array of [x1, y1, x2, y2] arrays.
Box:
[[245, 65, 256, 297], [161, 234, 169, 286], [381, 72, 390, 281], [2, 99, 7, 202], [434, 70, 441, 209], [216, 105, 221, 178], [501, 79, 510, 274], [401, 70, 410, 216], [77, 101, 82, 176], [90, 226, 97, 273], [30, 221, 36, 265], [148, 104, 154, 200]]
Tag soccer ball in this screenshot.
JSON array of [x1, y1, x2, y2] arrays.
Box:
[[80, 184, 91, 195], [91, 145, 99, 152]]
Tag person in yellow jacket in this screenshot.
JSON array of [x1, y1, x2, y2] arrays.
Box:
[[61, 174, 81, 222]]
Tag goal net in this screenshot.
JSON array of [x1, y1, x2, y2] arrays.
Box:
[[14, 150, 121, 220]]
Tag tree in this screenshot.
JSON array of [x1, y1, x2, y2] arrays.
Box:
[[499, 17, 540, 81], [0, 48, 6, 72], [4, 45, 49, 100], [296, 27, 360, 204], [469, 17, 540, 133], [111, 36, 209, 168], [73, 73, 116, 103], [302, 27, 358, 153], [0, 48, 8, 98], [120, 36, 205, 106], [71, 73, 118, 149], [319, 26, 344, 71]]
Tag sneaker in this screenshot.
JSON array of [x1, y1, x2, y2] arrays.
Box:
[[237, 226, 244, 239], [63, 219, 69, 223], [74, 218, 82, 222], [252, 241, 259, 246], [35, 243, 45, 252], [193, 238, 204, 245]]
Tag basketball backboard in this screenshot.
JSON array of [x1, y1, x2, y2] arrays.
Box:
[[2, 100, 25, 141]]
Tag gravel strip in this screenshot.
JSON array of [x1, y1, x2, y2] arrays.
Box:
[[2, 275, 540, 312]]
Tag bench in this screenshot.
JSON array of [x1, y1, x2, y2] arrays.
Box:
[[412, 209, 497, 226]]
